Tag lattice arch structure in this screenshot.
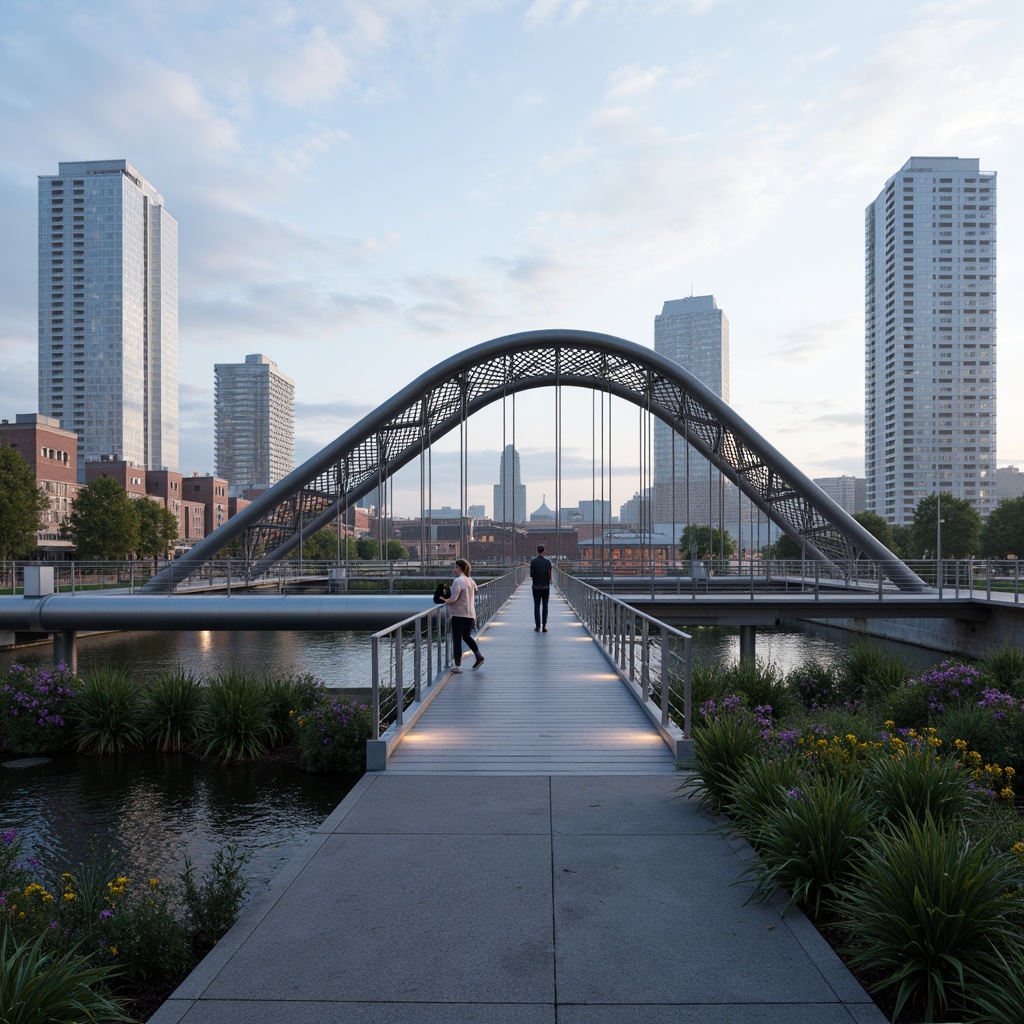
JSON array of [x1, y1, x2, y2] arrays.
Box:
[[146, 330, 925, 593]]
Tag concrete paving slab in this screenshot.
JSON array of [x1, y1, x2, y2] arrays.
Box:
[[558, 1006, 860, 1023], [328, 773, 551, 834], [551, 774, 701, 834], [552, 832, 839, 1005], [201, 832, 555, 1004], [167, 1001, 555, 1023]]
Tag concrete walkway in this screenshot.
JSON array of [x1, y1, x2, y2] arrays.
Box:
[[150, 584, 885, 1024]]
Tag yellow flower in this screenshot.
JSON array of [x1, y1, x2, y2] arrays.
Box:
[[1001, 787, 1015, 800], [954, 738, 968, 750], [148, 878, 160, 890], [1007, 766, 1016, 777], [42, 893, 54, 903], [63, 892, 76, 902], [884, 720, 895, 729], [1012, 842, 1024, 856], [109, 946, 118, 956]]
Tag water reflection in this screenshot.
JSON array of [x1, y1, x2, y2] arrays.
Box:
[[1, 752, 352, 889]]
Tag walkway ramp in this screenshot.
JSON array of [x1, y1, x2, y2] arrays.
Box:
[[387, 582, 675, 774]]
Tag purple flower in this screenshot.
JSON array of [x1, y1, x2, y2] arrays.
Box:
[[99, 909, 112, 920]]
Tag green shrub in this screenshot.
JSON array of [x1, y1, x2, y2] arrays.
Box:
[[936, 702, 1000, 762], [103, 877, 192, 985], [0, 663, 80, 754], [965, 943, 1024, 1024], [865, 743, 970, 827], [295, 697, 373, 774], [688, 661, 730, 712], [980, 644, 1024, 699], [786, 659, 841, 710], [837, 815, 1024, 1023], [884, 679, 933, 728], [265, 673, 326, 739], [0, 930, 132, 1024], [71, 667, 145, 755], [746, 774, 876, 917], [726, 753, 802, 842], [718, 659, 796, 718], [144, 670, 202, 752], [180, 842, 250, 946], [679, 698, 768, 812], [0, 829, 35, 913], [197, 670, 279, 762], [837, 642, 912, 708]]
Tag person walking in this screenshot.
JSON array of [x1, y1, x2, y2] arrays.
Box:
[[530, 543, 553, 632], [444, 558, 484, 672]]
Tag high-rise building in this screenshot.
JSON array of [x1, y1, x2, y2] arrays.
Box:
[[38, 160, 178, 482], [865, 157, 996, 525], [214, 354, 295, 497], [652, 295, 730, 524], [493, 444, 527, 524], [813, 475, 867, 515]]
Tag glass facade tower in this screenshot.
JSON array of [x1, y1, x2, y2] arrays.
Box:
[[215, 354, 296, 497], [38, 160, 178, 481], [652, 295, 730, 524], [493, 444, 527, 524], [865, 157, 997, 526]]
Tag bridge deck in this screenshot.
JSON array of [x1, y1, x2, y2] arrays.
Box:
[[387, 582, 675, 774]]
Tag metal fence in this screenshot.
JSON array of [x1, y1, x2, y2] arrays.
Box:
[[556, 568, 693, 745], [369, 565, 529, 747]]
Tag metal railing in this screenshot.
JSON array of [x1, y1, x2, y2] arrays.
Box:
[[368, 565, 529, 751], [570, 558, 1024, 603], [556, 568, 692, 748]]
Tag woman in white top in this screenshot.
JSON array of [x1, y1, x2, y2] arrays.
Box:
[[444, 558, 484, 672]]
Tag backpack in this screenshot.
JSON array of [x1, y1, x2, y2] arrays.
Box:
[[432, 581, 452, 605]]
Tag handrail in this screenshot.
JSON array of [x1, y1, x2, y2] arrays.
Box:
[[555, 567, 693, 755], [366, 564, 529, 769]]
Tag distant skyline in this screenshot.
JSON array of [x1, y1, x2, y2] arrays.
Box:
[[2, 1, 1022, 517]]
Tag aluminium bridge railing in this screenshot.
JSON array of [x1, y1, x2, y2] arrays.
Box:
[[556, 567, 693, 756], [366, 565, 529, 769]]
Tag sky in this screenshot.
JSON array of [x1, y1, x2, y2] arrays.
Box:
[[2, 0, 1022, 518]]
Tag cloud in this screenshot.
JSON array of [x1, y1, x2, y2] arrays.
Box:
[[773, 315, 861, 363], [605, 65, 667, 100], [525, 0, 592, 29]]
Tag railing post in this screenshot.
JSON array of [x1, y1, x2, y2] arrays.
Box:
[[640, 618, 649, 699], [987, 560, 992, 601], [629, 612, 636, 685], [371, 635, 381, 739], [226, 559, 232, 597], [814, 561, 819, 600], [426, 612, 434, 688], [683, 637, 692, 739], [394, 628, 404, 727], [660, 627, 670, 727], [414, 618, 422, 702]]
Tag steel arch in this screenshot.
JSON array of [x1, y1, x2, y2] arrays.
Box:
[[146, 329, 924, 592]]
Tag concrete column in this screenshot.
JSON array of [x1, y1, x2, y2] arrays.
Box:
[[54, 630, 77, 673], [739, 625, 756, 664]]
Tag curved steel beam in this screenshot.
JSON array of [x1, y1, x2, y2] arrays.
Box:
[[146, 330, 924, 592]]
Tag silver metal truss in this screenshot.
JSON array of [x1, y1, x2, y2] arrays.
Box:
[[146, 329, 926, 593]]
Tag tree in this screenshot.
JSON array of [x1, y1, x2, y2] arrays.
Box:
[[891, 524, 914, 559], [136, 497, 180, 567], [0, 442, 49, 559], [678, 525, 735, 560], [852, 510, 896, 553], [66, 476, 140, 559], [291, 528, 360, 561], [386, 539, 409, 560], [768, 533, 802, 560], [981, 497, 1024, 558], [910, 492, 981, 559]]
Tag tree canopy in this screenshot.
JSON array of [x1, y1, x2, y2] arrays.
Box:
[[981, 497, 1024, 559], [910, 492, 981, 559], [852, 510, 896, 553], [767, 533, 802, 560], [136, 497, 180, 565], [0, 442, 50, 559], [679, 525, 735, 560], [65, 476, 140, 559]]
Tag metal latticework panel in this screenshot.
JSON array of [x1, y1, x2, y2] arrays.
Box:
[[146, 331, 924, 593]]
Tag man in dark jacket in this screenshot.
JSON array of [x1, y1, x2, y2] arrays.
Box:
[[530, 544, 553, 632]]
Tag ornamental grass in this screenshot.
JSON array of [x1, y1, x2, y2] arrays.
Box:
[[836, 815, 1024, 1023], [144, 669, 202, 752], [72, 666, 146, 755], [197, 669, 279, 763]]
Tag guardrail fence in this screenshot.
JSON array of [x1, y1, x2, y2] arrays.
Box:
[[556, 568, 693, 748]]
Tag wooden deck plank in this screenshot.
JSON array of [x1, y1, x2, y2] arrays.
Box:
[[386, 583, 678, 775]]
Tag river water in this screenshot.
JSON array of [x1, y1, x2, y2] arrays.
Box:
[[1, 621, 941, 894]]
